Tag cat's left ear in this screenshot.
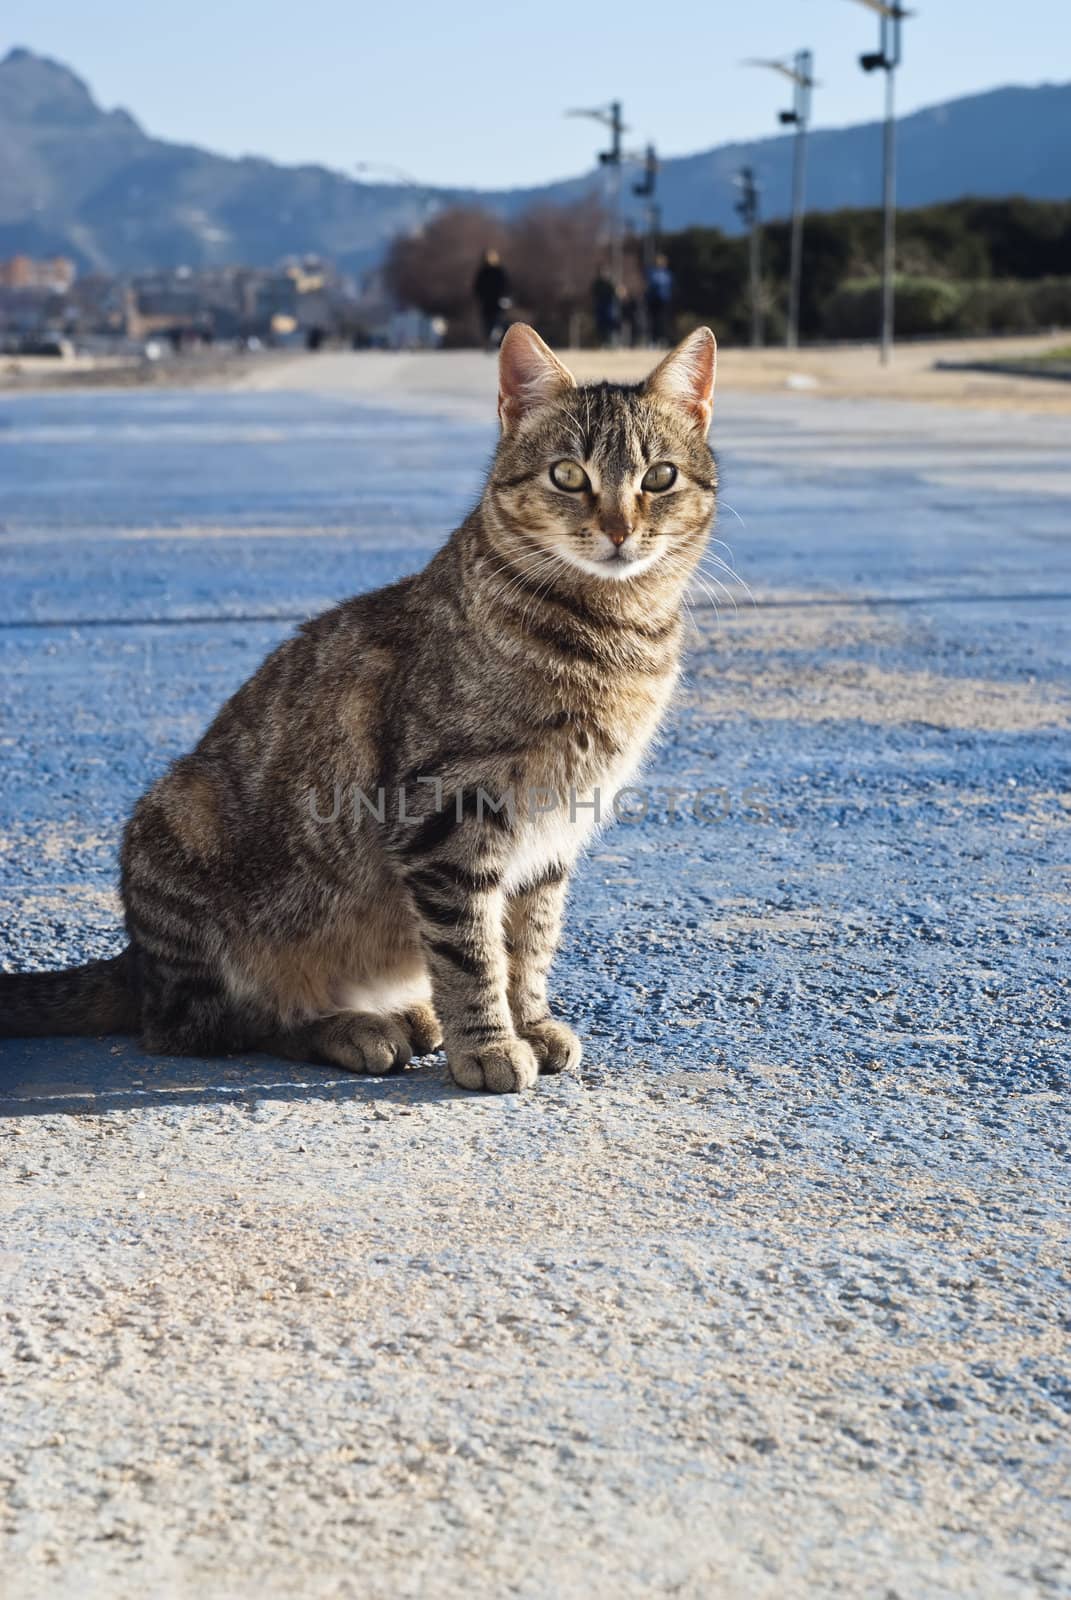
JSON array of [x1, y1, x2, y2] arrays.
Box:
[[498, 323, 576, 433], [644, 326, 717, 434]]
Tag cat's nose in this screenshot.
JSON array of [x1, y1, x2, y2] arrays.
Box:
[[600, 510, 633, 546]]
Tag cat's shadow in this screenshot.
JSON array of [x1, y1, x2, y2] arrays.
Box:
[[0, 1035, 462, 1117]]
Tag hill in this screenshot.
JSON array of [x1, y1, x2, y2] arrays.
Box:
[[1, 47, 1069, 274]]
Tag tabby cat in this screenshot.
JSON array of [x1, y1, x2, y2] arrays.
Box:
[[0, 324, 718, 1092]]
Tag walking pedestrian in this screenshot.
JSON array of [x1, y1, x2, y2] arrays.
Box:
[[591, 265, 619, 348], [620, 288, 640, 349], [645, 253, 674, 347], [473, 248, 510, 349]]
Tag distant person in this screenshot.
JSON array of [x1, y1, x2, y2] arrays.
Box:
[[620, 289, 640, 349], [646, 253, 674, 346], [473, 248, 510, 349], [591, 266, 619, 348]]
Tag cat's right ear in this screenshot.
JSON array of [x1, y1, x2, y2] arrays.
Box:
[[644, 326, 717, 434], [498, 324, 576, 433]]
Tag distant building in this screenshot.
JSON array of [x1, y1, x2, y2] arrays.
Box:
[[0, 255, 76, 292], [0, 253, 366, 348], [67, 274, 127, 335]]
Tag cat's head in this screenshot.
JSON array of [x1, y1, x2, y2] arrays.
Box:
[[486, 323, 716, 588]]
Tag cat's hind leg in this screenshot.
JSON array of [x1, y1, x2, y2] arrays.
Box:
[[138, 955, 253, 1058], [262, 1003, 442, 1074], [399, 1002, 443, 1057], [264, 1012, 410, 1073]]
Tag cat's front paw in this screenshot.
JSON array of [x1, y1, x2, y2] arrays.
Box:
[[448, 1036, 539, 1094], [519, 1017, 583, 1075]]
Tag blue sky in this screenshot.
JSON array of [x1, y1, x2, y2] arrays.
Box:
[[4, 0, 1067, 188]]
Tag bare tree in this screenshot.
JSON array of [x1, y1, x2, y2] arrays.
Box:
[[386, 197, 609, 346], [509, 198, 608, 345], [385, 206, 508, 342]]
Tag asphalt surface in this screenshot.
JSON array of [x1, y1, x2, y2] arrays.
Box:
[[1, 355, 1069, 1598]]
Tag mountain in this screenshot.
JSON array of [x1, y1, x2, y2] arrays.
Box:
[[645, 82, 1071, 232], [0, 48, 434, 275], [1, 47, 1069, 276]]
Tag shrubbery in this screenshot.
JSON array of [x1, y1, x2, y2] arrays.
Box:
[[388, 195, 1071, 346], [954, 277, 1071, 334], [822, 277, 962, 339], [665, 198, 1071, 344], [818, 275, 1071, 341]]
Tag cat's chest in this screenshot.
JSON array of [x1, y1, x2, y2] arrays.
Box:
[[500, 676, 674, 892]]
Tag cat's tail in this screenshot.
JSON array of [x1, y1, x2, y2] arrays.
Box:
[[0, 949, 138, 1038]]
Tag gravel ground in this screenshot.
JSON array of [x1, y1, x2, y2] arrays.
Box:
[[1, 365, 1069, 1597]]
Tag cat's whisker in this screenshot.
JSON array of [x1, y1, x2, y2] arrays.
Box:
[[516, 554, 570, 635], [489, 550, 563, 589], [679, 591, 701, 644], [718, 501, 747, 535], [504, 552, 568, 597], [558, 402, 588, 461], [657, 545, 738, 620], [657, 551, 727, 623], [699, 553, 756, 609], [482, 548, 567, 607], [481, 543, 571, 629], [700, 571, 740, 614], [701, 568, 754, 613], [690, 573, 730, 617]]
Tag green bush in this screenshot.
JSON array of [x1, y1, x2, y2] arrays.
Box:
[[947, 278, 1071, 335], [822, 276, 965, 339], [817, 274, 1071, 341], [953, 280, 1035, 335], [662, 197, 1071, 345], [664, 229, 751, 344], [1028, 278, 1071, 328]]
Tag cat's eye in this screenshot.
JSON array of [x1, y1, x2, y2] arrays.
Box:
[[642, 462, 678, 493], [550, 460, 589, 492]]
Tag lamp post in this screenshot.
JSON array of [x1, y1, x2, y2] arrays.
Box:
[[743, 52, 816, 349], [632, 144, 660, 276], [631, 143, 661, 342], [845, 0, 912, 364], [734, 166, 763, 349], [567, 102, 627, 302]]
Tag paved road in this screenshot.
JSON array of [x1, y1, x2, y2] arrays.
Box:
[[1, 359, 1069, 1598]]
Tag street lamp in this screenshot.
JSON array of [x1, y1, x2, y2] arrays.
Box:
[[844, 0, 912, 364], [566, 102, 627, 298], [632, 143, 660, 277], [743, 52, 816, 350], [631, 143, 663, 342], [734, 166, 763, 349]]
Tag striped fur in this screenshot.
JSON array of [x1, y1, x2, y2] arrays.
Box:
[[0, 326, 718, 1092]]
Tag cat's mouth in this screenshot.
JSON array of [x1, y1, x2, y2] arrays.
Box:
[[598, 542, 653, 573], [566, 546, 662, 583]]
